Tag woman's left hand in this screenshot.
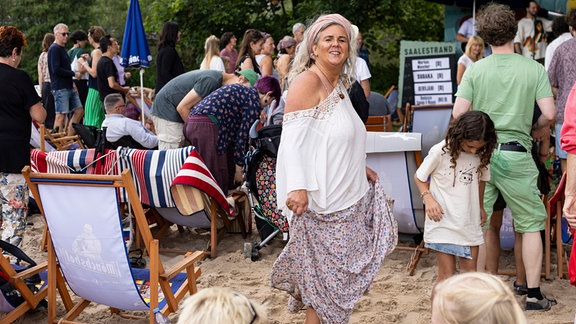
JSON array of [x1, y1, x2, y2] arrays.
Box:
[[366, 167, 378, 183]]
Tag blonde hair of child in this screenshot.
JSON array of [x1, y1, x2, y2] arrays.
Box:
[[176, 287, 268, 324], [432, 272, 527, 324]]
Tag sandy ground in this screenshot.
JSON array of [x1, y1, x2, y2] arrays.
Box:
[[9, 212, 576, 324]]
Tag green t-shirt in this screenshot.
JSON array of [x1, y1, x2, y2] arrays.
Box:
[[456, 54, 552, 150], [68, 47, 88, 61]]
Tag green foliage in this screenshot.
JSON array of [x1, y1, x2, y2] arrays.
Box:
[[1, 0, 444, 94]]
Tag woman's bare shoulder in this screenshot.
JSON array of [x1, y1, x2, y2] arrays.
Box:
[[285, 70, 323, 113]]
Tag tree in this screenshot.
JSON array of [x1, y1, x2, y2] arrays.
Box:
[[1, 0, 444, 93]]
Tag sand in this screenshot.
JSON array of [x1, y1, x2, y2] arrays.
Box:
[[9, 212, 576, 324]]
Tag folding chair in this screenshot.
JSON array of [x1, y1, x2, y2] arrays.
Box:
[[365, 115, 393, 132], [116, 147, 241, 258], [39, 123, 85, 151], [0, 243, 48, 323], [23, 166, 204, 323], [409, 103, 453, 158], [365, 131, 427, 275], [549, 172, 572, 279]]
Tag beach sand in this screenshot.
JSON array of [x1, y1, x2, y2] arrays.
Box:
[[10, 212, 576, 323]]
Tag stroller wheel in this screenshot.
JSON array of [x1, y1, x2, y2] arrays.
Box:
[[251, 245, 260, 261]]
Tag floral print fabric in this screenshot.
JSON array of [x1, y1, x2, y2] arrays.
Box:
[[270, 181, 398, 323], [0, 173, 29, 248], [255, 155, 288, 232], [191, 84, 261, 165]]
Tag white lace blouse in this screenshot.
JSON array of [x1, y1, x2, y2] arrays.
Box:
[[276, 82, 369, 215]]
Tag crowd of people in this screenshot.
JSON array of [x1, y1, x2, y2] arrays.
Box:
[[2, 1, 576, 322]]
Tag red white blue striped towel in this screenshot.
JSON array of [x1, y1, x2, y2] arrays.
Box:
[[170, 149, 234, 216]]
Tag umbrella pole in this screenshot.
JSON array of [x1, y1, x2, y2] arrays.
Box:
[[140, 68, 145, 126]]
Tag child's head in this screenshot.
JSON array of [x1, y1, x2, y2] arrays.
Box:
[[432, 272, 527, 324], [176, 287, 267, 324], [444, 110, 496, 171]]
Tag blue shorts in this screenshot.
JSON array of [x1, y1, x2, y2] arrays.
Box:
[[555, 123, 567, 159], [53, 88, 82, 114], [425, 242, 472, 259]]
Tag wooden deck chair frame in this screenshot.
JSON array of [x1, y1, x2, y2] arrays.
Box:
[[39, 124, 85, 151], [365, 115, 392, 132], [0, 253, 48, 323], [23, 166, 204, 324]]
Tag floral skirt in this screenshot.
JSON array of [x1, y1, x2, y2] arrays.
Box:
[[270, 181, 398, 323]]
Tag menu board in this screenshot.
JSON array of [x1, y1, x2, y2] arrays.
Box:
[[398, 41, 457, 107]]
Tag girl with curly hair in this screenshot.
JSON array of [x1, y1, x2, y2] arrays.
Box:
[[414, 110, 497, 288]]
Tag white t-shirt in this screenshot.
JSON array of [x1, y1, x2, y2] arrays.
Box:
[[514, 17, 552, 60], [200, 56, 225, 72], [416, 140, 489, 246], [457, 54, 474, 69], [355, 57, 371, 82]]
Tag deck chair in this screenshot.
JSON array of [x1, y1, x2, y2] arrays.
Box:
[[0, 241, 48, 323], [125, 91, 153, 123], [365, 115, 393, 132], [169, 149, 241, 257], [410, 104, 453, 158], [30, 122, 56, 153], [23, 166, 204, 324], [116, 146, 241, 257], [549, 172, 572, 279], [365, 131, 427, 275], [39, 123, 85, 151]]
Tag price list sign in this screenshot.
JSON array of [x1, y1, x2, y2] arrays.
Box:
[[398, 41, 457, 107]]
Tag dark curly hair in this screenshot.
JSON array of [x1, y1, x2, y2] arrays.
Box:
[[0, 26, 26, 57], [476, 3, 517, 46], [442, 111, 497, 180]]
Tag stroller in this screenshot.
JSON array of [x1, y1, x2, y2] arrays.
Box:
[[243, 122, 289, 261]]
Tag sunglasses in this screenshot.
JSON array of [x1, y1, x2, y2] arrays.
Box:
[[60, 32, 70, 37]]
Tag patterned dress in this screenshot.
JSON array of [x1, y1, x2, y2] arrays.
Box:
[[271, 85, 398, 323]]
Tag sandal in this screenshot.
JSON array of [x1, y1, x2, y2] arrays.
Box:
[[129, 249, 146, 269]]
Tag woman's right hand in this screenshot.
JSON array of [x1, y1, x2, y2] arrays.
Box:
[[285, 189, 308, 216]]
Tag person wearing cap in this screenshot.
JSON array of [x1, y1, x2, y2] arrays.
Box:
[[183, 69, 268, 192], [150, 69, 258, 149]]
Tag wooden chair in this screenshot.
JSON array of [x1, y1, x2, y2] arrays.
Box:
[[365, 115, 393, 132], [23, 166, 204, 323], [0, 247, 48, 323], [39, 123, 85, 151]]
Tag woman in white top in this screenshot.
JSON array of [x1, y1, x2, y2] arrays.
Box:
[[255, 32, 276, 77], [270, 14, 397, 324], [200, 35, 225, 72], [456, 35, 484, 85]]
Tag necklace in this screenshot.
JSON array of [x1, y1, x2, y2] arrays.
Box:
[[314, 65, 345, 99]]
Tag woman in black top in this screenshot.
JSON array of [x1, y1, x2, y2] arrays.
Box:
[[155, 21, 184, 94]]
